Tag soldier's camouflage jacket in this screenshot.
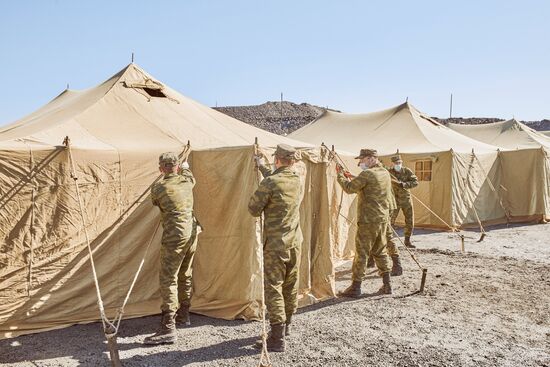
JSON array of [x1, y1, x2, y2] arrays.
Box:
[[248, 165, 303, 251], [337, 163, 396, 223], [387, 166, 418, 205], [151, 169, 196, 243]]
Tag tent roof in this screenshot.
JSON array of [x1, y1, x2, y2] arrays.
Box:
[[448, 119, 550, 149], [289, 102, 499, 155], [0, 64, 309, 151]]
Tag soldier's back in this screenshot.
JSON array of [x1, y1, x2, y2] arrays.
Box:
[[151, 171, 195, 241], [262, 167, 302, 250], [357, 165, 394, 223]]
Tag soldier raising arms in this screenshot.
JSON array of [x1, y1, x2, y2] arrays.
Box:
[[144, 152, 199, 345], [248, 144, 303, 353]]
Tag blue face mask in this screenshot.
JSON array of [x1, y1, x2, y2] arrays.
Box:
[[359, 162, 369, 171], [393, 164, 402, 172]]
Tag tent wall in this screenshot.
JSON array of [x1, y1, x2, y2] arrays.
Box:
[[498, 148, 550, 221], [451, 151, 506, 227], [0, 145, 351, 339]]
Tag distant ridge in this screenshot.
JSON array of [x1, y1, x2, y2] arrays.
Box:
[[214, 101, 549, 135]]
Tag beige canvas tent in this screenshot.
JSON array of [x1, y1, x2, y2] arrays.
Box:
[[0, 64, 353, 338], [290, 102, 510, 230], [447, 119, 550, 149], [448, 120, 550, 221]]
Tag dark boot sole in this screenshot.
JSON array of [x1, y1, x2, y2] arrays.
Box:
[[337, 292, 361, 298], [254, 342, 285, 352], [143, 337, 177, 345]]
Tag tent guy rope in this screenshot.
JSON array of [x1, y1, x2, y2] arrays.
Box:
[[253, 138, 273, 367]]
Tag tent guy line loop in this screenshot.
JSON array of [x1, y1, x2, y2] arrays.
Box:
[[253, 138, 273, 367]]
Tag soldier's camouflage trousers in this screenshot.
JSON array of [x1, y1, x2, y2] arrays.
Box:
[[353, 222, 391, 280], [387, 203, 414, 241], [264, 246, 301, 325], [159, 221, 198, 313], [385, 221, 399, 257]]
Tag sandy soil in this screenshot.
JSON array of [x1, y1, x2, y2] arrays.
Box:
[[1, 223, 549, 367]]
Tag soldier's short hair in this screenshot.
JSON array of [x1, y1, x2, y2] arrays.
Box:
[[159, 152, 178, 166]]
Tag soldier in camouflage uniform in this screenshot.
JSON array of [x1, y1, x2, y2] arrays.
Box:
[[144, 152, 199, 345], [367, 154, 418, 274], [336, 149, 396, 297], [387, 154, 418, 249], [248, 144, 303, 353]]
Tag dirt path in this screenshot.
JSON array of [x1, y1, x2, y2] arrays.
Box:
[[1, 223, 549, 366]]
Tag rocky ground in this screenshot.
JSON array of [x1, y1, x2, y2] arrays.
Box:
[[1, 223, 549, 367]]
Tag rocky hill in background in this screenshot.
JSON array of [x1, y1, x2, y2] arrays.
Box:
[[434, 117, 505, 125], [214, 101, 549, 134], [214, 101, 339, 135]]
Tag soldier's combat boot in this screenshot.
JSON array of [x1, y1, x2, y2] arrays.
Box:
[[338, 280, 362, 298], [404, 236, 415, 248], [378, 272, 392, 295], [391, 255, 403, 276], [367, 256, 375, 268], [143, 311, 177, 345], [176, 305, 191, 327], [254, 323, 286, 352], [285, 315, 292, 336]]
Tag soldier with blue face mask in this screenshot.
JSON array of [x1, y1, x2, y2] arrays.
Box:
[[387, 154, 418, 249]]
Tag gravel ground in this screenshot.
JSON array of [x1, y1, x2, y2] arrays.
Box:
[[1, 223, 549, 367]]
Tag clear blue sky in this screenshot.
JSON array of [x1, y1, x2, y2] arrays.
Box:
[[1, 0, 548, 125]]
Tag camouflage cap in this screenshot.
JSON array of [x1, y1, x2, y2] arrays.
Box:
[[391, 154, 402, 163], [272, 144, 298, 160], [159, 152, 178, 165], [355, 148, 378, 159]]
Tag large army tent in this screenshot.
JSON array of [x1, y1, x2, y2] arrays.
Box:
[[447, 119, 550, 149], [448, 120, 550, 221], [290, 102, 510, 229], [0, 64, 354, 338]]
